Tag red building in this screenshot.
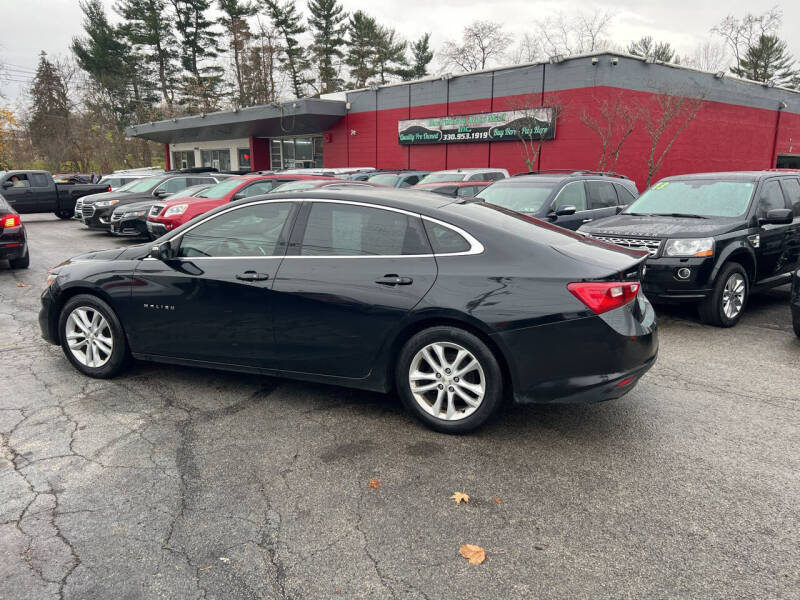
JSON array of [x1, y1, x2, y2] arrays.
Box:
[[127, 52, 800, 190]]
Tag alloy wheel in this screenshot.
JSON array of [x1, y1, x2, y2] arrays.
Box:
[[721, 273, 746, 319], [65, 306, 114, 368], [408, 342, 486, 421]]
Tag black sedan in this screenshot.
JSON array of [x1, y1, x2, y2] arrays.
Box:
[[39, 189, 658, 432], [110, 184, 213, 238], [792, 268, 800, 338], [0, 195, 28, 269]]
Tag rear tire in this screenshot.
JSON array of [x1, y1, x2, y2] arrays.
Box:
[[58, 294, 128, 378], [395, 326, 503, 433], [698, 262, 748, 327], [56, 210, 72, 220], [793, 314, 800, 338], [9, 250, 29, 269]]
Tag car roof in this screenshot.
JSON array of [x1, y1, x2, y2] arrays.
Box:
[[660, 170, 800, 182], [261, 188, 454, 213], [415, 181, 493, 188], [428, 168, 506, 174]]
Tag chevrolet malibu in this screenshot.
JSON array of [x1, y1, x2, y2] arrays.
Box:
[[39, 189, 658, 433]]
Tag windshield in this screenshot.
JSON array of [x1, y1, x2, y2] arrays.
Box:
[[368, 174, 400, 186], [112, 179, 143, 192], [418, 172, 466, 184], [625, 180, 755, 218], [196, 178, 244, 199], [165, 185, 210, 200], [475, 182, 558, 214], [269, 181, 317, 192], [124, 176, 163, 193]]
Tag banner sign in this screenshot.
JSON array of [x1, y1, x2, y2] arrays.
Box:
[[398, 108, 556, 145]]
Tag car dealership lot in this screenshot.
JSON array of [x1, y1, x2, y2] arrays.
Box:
[[1, 215, 798, 599]]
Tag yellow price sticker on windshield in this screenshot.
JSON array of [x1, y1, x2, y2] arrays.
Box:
[[652, 182, 669, 190]]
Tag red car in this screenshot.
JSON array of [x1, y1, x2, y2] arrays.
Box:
[[146, 174, 336, 237], [413, 181, 494, 199]]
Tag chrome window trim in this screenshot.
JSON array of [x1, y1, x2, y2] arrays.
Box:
[[161, 197, 484, 260]]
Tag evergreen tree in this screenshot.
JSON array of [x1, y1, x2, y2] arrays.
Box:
[[308, 0, 347, 94], [115, 0, 179, 109], [345, 10, 379, 87], [28, 52, 72, 170], [264, 0, 312, 99], [170, 0, 223, 112], [217, 0, 258, 106], [627, 36, 679, 63], [401, 33, 433, 81], [372, 26, 407, 84], [731, 34, 799, 87]]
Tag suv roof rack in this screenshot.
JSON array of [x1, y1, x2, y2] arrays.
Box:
[[167, 167, 219, 174], [513, 169, 630, 180]]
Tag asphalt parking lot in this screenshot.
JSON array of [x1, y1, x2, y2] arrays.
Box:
[[1, 214, 798, 600]]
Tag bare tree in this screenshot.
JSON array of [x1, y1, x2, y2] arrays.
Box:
[[440, 21, 513, 72], [685, 41, 729, 72], [510, 33, 541, 64], [501, 94, 563, 171], [640, 90, 705, 186], [540, 10, 615, 58], [712, 7, 782, 73], [579, 91, 639, 172]]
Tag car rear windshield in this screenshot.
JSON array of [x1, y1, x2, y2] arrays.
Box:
[[270, 181, 318, 192], [475, 181, 558, 214], [368, 174, 400, 186], [124, 177, 163, 193], [196, 178, 243, 199], [625, 180, 755, 217], [418, 173, 465, 184]]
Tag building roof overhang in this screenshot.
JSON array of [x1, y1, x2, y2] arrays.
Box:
[[125, 98, 347, 144]]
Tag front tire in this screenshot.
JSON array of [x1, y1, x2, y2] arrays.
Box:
[[699, 263, 748, 327], [395, 327, 503, 433], [58, 294, 128, 378], [56, 210, 72, 220]]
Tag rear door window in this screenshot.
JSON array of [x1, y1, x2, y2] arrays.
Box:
[[30, 173, 51, 187], [615, 185, 637, 205], [552, 182, 587, 211], [586, 181, 618, 209], [157, 177, 191, 194], [779, 178, 800, 217], [757, 180, 788, 218], [241, 181, 276, 197], [300, 202, 429, 256]]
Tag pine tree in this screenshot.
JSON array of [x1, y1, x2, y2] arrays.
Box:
[[28, 52, 72, 170], [115, 0, 179, 109], [264, 0, 312, 99], [731, 34, 799, 87], [401, 33, 433, 81], [345, 10, 379, 88], [308, 0, 347, 94], [170, 0, 223, 112], [627, 36, 679, 63], [372, 26, 407, 84], [217, 0, 258, 106]]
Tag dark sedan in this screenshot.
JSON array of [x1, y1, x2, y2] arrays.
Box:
[[110, 184, 213, 238], [39, 189, 658, 433], [792, 268, 800, 338], [0, 195, 28, 269]]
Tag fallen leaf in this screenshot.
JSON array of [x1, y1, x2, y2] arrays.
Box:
[[493, 497, 502, 504], [368, 478, 380, 490], [451, 492, 469, 504], [16, 282, 25, 287], [219, 557, 230, 564], [459, 544, 486, 565]]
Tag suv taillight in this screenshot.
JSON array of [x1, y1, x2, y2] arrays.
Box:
[[1, 214, 20, 228], [567, 281, 640, 314]]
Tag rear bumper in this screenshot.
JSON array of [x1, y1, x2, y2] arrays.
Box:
[[493, 293, 658, 405], [641, 256, 715, 302], [0, 228, 26, 260]]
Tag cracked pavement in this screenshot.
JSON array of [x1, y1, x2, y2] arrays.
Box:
[[1, 214, 798, 599]]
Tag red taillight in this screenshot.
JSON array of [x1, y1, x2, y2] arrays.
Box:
[[1, 214, 20, 228], [567, 281, 640, 315], [107, 186, 112, 192]]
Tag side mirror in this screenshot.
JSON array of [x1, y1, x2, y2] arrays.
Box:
[[231, 192, 245, 201], [150, 241, 174, 260], [2, 180, 12, 188], [154, 189, 170, 198], [555, 205, 577, 217], [760, 208, 793, 225]]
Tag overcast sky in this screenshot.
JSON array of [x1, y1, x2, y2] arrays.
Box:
[[1, 0, 797, 106]]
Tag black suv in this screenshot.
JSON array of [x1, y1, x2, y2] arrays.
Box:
[[474, 170, 639, 230], [580, 171, 800, 327], [80, 170, 228, 230], [791, 268, 800, 337]]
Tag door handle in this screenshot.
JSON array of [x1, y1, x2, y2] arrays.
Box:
[[236, 270, 270, 282], [375, 275, 413, 286]]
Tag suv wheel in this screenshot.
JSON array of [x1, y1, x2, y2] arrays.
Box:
[[699, 263, 748, 327], [56, 210, 72, 220], [395, 327, 502, 433], [58, 294, 128, 378]]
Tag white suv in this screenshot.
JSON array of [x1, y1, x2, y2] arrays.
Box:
[[416, 168, 509, 185]]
